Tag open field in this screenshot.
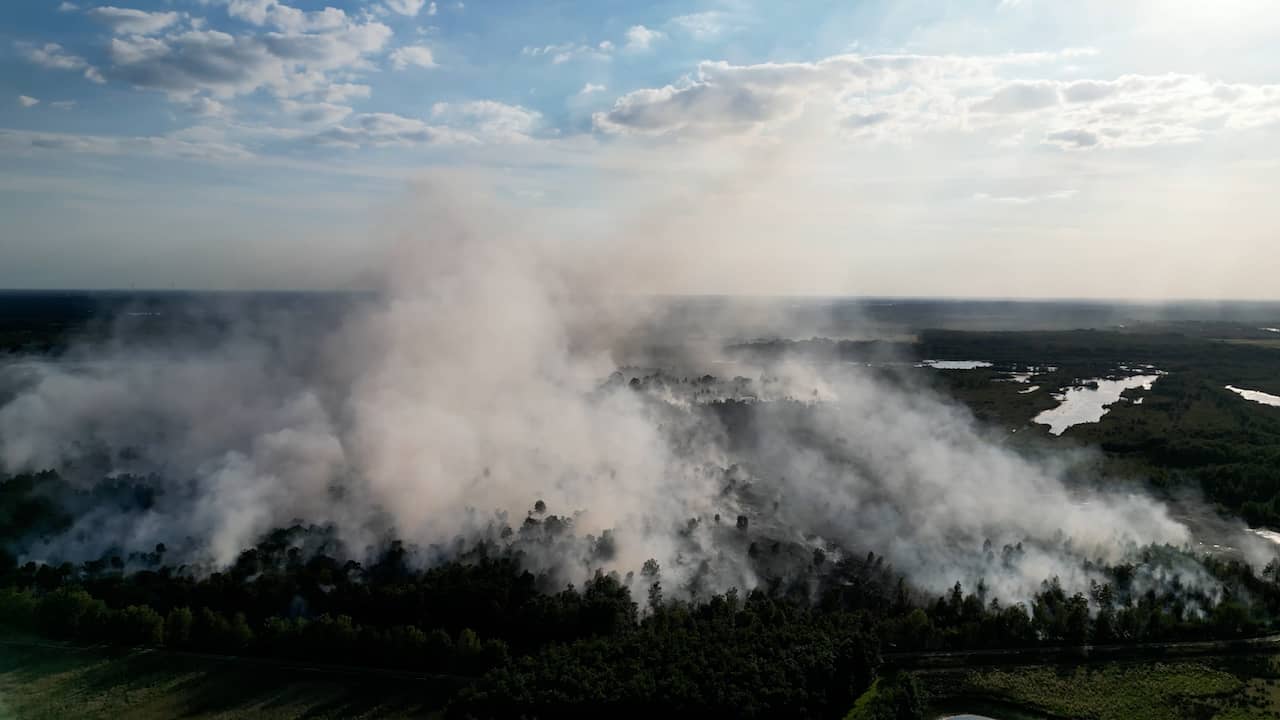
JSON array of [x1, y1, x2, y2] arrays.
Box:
[[10, 634, 1280, 720], [922, 655, 1280, 720], [0, 637, 452, 720]]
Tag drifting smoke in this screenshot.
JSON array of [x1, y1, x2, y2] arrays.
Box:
[[0, 181, 1271, 605]]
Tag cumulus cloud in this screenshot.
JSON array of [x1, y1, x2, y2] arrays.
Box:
[[578, 83, 606, 96], [389, 44, 436, 70], [103, 18, 392, 101], [431, 100, 540, 142], [17, 96, 40, 108], [322, 82, 372, 103], [88, 6, 181, 36], [971, 80, 1060, 113], [1036, 74, 1280, 149], [312, 112, 470, 148], [225, 0, 349, 32], [57, 1, 78, 11], [17, 42, 106, 84], [314, 101, 539, 148], [182, 96, 231, 118], [280, 99, 352, 124], [594, 51, 1280, 150], [1061, 79, 1116, 103], [624, 25, 663, 51], [593, 53, 1013, 136]]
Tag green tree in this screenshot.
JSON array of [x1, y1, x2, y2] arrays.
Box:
[[165, 606, 193, 647]]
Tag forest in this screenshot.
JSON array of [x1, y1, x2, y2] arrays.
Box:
[[6, 303, 1280, 717], [4, 470, 1280, 718]]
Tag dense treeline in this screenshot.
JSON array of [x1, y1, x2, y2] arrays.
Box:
[[5, 514, 1280, 718], [0, 536, 890, 717], [1071, 371, 1280, 527]]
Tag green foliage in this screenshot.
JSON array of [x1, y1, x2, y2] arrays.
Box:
[[0, 588, 37, 629], [35, 587, 105, 640], [112, 605, 165, 646], [164, 606, 192, 647], [954, 662, 1244, 720], [845, 673, 925, 720], [451, 596, 879, 719]]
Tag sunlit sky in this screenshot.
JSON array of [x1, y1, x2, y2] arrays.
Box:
[[3, 0, 1279, 297]]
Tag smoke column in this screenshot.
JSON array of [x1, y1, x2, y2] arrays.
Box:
[[0, 179, 1270, 604]]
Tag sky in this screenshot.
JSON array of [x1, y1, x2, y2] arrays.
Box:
[[2, 0, 1280, 298]]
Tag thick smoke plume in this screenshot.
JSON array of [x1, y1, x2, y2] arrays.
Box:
[[0, 181, 1271, 605]]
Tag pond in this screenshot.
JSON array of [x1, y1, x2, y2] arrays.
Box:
[[1225, 385, 1280, 407], [1033, 374, 1160, 435]]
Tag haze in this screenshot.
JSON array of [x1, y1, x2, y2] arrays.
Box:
[[2, 0, 1278, 298]]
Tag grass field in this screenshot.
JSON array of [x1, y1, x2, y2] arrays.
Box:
[[922, 656, 1280, 720], [0, 638, 454, 719]]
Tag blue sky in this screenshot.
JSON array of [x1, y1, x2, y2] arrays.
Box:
[[3, 0, 1280, 296]]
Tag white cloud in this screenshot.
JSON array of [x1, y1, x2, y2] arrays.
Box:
[[669, 12, 728, 40], [594, 53, 1012, 136], [973, 189, 1077, 204], [624, 25, 663, 52], [1061, 79, 1116, 103], [182, 96, 231, 118], [280, 99, 352, 124], [49, 100, 78, 110], [427, 2, 437, 15], [314, 101, 540, 148], [522, 41, 610, 64], [322, 83, 372, 103], [971, 80, 1060, 113], [18, 96, 40, 108], [103, 18, 392, 100], [1023, 74, 1280, 149], [578, 83, 606, 96], [431, 100, 540, 142], [313, 112, 471, 148], [594, 52, 1280, 150], [0, 127, 252, 161], [383, 0, 425, 16], [88, 6, 181, 36], [18, 42, 106, 84], [57, 1, 78, 12], [389, 45, 436, 69], [226, 0, 351, 33], [1042, 128, 1097, 149]]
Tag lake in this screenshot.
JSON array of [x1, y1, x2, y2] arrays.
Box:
[[1033, 374, 1161, 435], [1226, 385, 1280, 407]]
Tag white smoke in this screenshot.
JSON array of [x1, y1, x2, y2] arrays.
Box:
[[0, 180, 1268, 605]]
